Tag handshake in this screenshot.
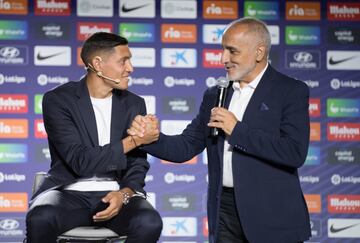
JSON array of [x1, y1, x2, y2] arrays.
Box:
[[127, 114, 160, 147]]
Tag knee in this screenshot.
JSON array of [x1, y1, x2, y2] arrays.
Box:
[[135, 209, 163, 236], [26, 205, 58, 228]]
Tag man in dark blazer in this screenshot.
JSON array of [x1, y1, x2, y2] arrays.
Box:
[[25, 32, 162, 243], [130, 18, 311, 243]]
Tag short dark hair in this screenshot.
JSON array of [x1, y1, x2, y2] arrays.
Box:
[[80, 32, 128, 65]]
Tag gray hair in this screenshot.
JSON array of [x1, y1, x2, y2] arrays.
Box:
[[225, 17, 271, 57]]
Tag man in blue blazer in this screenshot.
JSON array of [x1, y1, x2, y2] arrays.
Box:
[[26, 32, 162, 243], [130, 18, 311, 243]]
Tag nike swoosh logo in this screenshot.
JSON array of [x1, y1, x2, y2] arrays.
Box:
[[121, 3, 150, 13], [330, 223, 360, 233], [329, 56, 357, 65], [37, 51, 65, 61]]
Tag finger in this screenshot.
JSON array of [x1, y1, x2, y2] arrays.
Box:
[[207, 121, 222, 128]]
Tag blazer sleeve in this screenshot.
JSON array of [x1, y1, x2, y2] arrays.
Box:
[[42, 91, 128, 177], [228, 81, 310, 169]]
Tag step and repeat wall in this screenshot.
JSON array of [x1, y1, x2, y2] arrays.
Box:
[[0, 0, 359, 242]]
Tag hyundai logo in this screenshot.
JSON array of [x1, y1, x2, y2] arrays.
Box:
[[0, 219, 19, 230], [0, 47, 20, 58], [293, 52, 312, 63]]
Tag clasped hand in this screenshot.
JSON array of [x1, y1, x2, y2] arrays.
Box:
[[127, 114, 159, 144]]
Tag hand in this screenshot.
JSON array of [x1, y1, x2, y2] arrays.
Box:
[[93, 191, 124, 222], [207, 107, 238, 136], [127, 115, 159, 145]]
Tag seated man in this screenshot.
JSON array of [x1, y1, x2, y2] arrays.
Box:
[[25, 32, 162, 243]]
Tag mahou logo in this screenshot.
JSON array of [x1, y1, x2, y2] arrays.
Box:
[[203, 49, 223, 68], [328, 195, 360, 213], [309, 98, 320, 117], [327, 122, 360, 141], [35, 0, 71, 16], [327, 3, 360, 21], [0, 94, 28, 113]]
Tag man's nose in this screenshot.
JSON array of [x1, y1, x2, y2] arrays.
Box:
[[221, 50, 229, 64]]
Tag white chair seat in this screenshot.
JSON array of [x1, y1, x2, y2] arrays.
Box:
[[58, 226, 124, 240]]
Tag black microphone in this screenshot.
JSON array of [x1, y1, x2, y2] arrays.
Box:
[[86, 64, 121, 84], [211, 76, 230, 137]]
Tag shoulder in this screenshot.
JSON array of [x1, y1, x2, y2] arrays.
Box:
[[43, 81, 79, 102], [268, 66, 309, 94]]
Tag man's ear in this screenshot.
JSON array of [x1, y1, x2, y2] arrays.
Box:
[[256, 44, 266, 62], [91, 56, 103, 71]]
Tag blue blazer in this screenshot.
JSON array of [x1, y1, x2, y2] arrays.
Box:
[[33, 78, 149, 199], [144, 65, 311, 243]]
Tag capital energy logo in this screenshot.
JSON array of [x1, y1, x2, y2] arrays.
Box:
[[0, 95, 27, 113], [161, 48, 197, 68], [327, 51, 360, 70], [119, 0, 155, 18], [161, 0, 197, 19], [203, 49, 222, 68], [163, 97, 195, 115], [0, 217, 24, 238], [34, 46, 71, 66], [161, 24, 197, 43], [309, 98, 320, 117], [286, 26, 320, 45], [285, 50, 320, 69], [310, 219, 321, 238], [0, 0, 27, 15], [328, 195, 360, 214], [327, 98, 360, 117], [202, 24, 226, 44], [164, 76, 195, 88], [267, 25, 279, 45], [0, 119, 28, 139], [34, 119, 47, 139], [0, 172, 25, 183], [327, 123, 360, 141], [34, 22, 70, 40], [140, 95, 156, 115], [34, 143, 51, 163], [120, 23, 154, 43], [330, 78, 360, 90], [327, 147, 359, 164], [162, 194, 196, 211], [162, 217, 197, 237], [331, 174, 360, 186], [304, 194, 321, 213], [0, 20, 27, 40], [37, 74, 69, 86], [299, 175, 320, 184], [203, 1, 238, 19], [0, 193, 27, 212], [328, 218, 360, 238], [310, 122, 321, 141], [77, 22, 113, 41], [327, 27, 360, 45], [244, 1, 279, 20], [0, 144, 27, 163], [35, 0, 70, 16], [286, 2, 320, 20], [77, 0, 113, 17], [305, 146, 320, 165], [129, 47, 155, 68], [327, 3, 360, 21], [0, 45, 27, 65]]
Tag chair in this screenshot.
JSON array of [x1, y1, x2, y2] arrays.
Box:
[[32, 172, 127, 243]]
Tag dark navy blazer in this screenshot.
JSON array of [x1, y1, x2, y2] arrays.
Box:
[[144, 65, 311, 243], [33, 77, 149, 199]]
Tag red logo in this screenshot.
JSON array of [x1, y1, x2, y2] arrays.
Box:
[[34, 119, 47, 139], [327, 3, 360, 21], [203, 49, 223, 68], [77, 22, 113, 41], [327, 123, 360, 141], [0, 94, 28, 113], [328, 195, 360, 214], [35, 0, 71, 16], [203, 217, 208, 237], [309, 98, 320, 117]]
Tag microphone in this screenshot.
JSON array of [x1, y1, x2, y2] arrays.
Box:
[[211, 76, 230, 137], [86, 64, 121, 84]]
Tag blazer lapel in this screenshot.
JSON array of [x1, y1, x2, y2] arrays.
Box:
[[110, 90, 127, 143], [76, 78, 98, 146]]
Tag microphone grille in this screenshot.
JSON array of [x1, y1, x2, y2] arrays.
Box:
[[217, 76, 229, 88]]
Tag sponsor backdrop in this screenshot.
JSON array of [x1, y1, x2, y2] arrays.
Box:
[[0, 0, 359, 242]]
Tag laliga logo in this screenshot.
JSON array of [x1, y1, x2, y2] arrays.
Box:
[[331, 78, 341, 90], [331, 174, 341, 185]]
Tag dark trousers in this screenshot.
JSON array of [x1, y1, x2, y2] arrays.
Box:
[[26, 190, 162, 243], [217, 187, 249, 243]]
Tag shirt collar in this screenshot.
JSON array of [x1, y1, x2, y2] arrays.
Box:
[[232, 62, 268, 91]]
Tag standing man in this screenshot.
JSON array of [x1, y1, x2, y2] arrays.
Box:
[[26, 32, 162, 243], [130, 17, 311, 243]]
